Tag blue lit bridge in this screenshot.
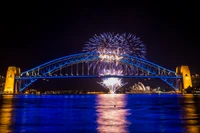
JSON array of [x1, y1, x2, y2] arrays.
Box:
[[4, 52, 192, 94]]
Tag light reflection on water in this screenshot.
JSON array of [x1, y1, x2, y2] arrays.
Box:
[[96, 94, 130, 133], [0, 95, 13, 133], [0, 94, 199, 133], [182, 94, 200, 133]]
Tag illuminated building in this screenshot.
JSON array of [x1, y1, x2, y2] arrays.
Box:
[[191, 74, 200, 88]]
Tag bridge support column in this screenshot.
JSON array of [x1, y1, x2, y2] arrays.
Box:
[[3, 66, 21, 94], [176, 65, 192, 93], [14, 80, 20, 94]]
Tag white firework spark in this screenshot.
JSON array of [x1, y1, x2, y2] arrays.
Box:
[[98, 78, 127, 94]]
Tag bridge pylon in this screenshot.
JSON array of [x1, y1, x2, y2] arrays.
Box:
[[3, 66, 21, 94], [176, 65, 192, 92]]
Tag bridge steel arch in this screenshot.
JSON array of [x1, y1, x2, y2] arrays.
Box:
[[13, 52, 182, 92], [17, 52, 99, 92]]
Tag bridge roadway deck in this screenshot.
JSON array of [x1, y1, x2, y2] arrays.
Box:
[[15, 75, 182, 80]]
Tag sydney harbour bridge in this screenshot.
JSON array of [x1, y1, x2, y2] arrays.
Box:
[[3, 33, 193, 94], [3, 52, 192, 94]]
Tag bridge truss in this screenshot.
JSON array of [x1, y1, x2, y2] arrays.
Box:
[[16, 52, 182, 92]]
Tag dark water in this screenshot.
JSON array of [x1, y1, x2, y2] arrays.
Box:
[[0, 94, 200, 133]]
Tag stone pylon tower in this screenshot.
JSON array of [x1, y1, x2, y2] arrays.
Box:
[[4, 66, 21, 94], [176, 65, 192, 91]]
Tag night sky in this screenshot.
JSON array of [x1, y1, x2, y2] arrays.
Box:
[[0, 2, 199, 90]]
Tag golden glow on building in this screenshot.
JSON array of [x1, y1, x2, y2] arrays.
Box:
[[0, 95, 13, 132], [176, 66, 192, 90], [96, 94, 130, 133], [4, 66, 20, 94]]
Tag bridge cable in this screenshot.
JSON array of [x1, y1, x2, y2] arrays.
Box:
[[87, 63, 89, 75], [82, 62, 84, 75], [71, 65, 73, 76], [76, 63, 78, 75]]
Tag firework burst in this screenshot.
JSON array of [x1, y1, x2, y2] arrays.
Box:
[[121, 33, 146, 58], [83, 32, 146, 57], [83, 32, 146, 75], [83, 32, 146, 93], [98, 78, 128, 94]]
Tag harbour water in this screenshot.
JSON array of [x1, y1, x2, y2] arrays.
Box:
[[0, 94, 199, 133]]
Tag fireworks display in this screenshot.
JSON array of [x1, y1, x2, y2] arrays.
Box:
[[98, 78, 128, 94], [83, 32, 146, 58], [83, 32, 146, 93]]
